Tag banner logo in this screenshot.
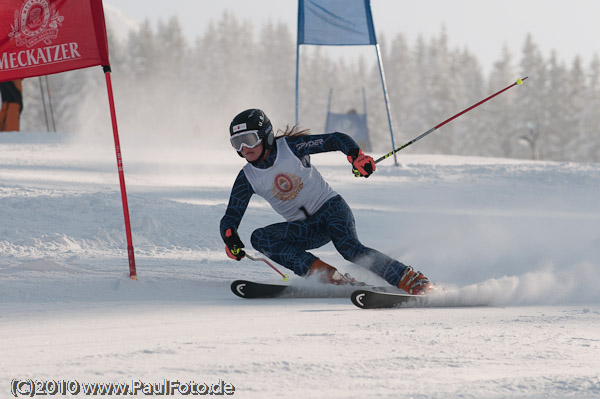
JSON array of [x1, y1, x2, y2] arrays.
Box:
[[9, 0, 64, 48]]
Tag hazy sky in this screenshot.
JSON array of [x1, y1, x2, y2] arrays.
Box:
[[106, 0, 600, 74]]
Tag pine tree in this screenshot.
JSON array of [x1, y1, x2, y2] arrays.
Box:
[[484, 46, 516, 158], [584, 55, 600, 161], [534, 52, 566, 160], [564, 57, 588, 161], [424, 27, 454, 154], [452, 49, 485, 156], [385, 33, 415, 147], [514, 34, 547, 159], [298, 46, 336, 130], [402, 35, 431, 154], [365, 35, 396, 152], [191, 11, 259, 138], [257, 20, 295, 128]]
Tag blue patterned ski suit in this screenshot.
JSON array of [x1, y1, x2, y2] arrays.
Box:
[[220, 133, 410, 286]]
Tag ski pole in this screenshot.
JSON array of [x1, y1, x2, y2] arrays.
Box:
[[246, 253, 290, 281], [375, 77, 528, 164]]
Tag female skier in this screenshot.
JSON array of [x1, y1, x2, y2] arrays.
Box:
[[219, 109, 431, 294]]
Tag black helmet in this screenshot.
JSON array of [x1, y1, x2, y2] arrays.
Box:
[[229, 109, 274, 155]]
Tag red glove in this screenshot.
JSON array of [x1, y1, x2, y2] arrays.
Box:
[[224, 228, 245, 261], [347, 149, 376, 178]]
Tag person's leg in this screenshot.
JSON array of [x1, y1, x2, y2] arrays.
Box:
[[250, 221, 330, 276], [252, 196, 430, 292], [5, 103, 20, 131], [0, 102, 8, 131], [313, 196, 414, 287]]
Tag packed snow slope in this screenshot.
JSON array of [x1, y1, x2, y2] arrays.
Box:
[[1, 132, 599, 398]]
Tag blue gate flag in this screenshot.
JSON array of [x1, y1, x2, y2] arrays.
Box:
[[298, 0, 377, 45]]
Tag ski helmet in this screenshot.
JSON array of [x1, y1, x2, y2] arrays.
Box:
[[229, 109, 274, 157]]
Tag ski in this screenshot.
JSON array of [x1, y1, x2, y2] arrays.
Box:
[[231, 279, 391, 299], [351, 289, 420, 309], [231, 280, 290, 299], [351, 287, 493, 309], [233, 281, 492, 308]]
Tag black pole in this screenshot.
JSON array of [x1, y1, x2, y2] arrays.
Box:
[[38, 77, 50, 132], [45, 76, 56, 132]]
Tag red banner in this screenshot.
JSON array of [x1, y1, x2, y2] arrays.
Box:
[[0, 0, 110, 82]]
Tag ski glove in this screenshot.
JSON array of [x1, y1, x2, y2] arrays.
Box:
[[224, 228, 245, 261], [347, 148, 376, 178]]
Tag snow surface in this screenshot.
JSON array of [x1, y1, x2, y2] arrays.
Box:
[[1, 132, 599, 398]]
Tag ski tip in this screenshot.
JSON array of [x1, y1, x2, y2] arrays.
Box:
[[231, 280, 248, 298], [351, 290, 369, 309], [351, 289, 419, 309], [516, 77, 527, 85]]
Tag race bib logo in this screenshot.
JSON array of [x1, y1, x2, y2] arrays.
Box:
[[9, 0, 64, 48], [272, 173, 303, 201]]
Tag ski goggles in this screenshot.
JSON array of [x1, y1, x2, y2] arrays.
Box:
[[230, 130, 262, 151]]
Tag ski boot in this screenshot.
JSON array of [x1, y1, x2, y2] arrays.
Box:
[[397, 266, 432, 295], [307, 259, 357, 285]]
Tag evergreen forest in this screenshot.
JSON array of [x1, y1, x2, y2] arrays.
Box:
[[20, 12, 600, 162]]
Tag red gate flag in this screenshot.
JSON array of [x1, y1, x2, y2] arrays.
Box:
[[0, 0, 138, 280], [0, 0, 110, 81]]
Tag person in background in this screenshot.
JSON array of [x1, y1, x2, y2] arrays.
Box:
[[219, 108, 432, 295], [0, 79, 23, 132]]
